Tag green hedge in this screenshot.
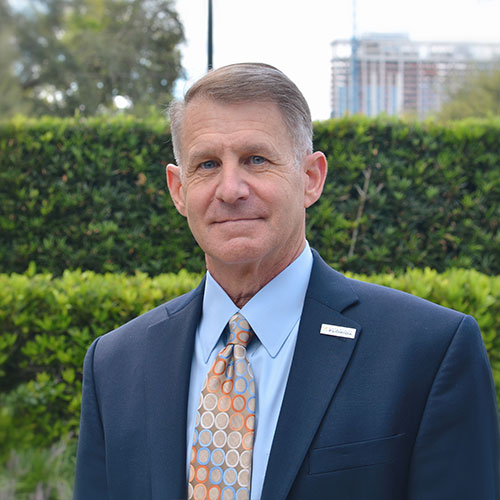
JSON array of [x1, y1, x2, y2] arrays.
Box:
[[1, 115, 499, 275], [0, 268, 499, 461], [0, 267, 201, 461], [311, 117, 500, 274]]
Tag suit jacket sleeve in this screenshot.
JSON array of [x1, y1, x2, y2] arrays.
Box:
[[408, 315, 499, 499], [74, 337, 109, 500]]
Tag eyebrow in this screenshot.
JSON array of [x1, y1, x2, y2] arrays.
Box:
[[239, 143, 280, 158], [187, 150, 214, 165]]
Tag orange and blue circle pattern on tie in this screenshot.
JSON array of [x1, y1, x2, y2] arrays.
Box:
[[188, 313, 256, 500]]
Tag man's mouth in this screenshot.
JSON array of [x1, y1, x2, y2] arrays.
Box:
[[214, 217, 260, 223]]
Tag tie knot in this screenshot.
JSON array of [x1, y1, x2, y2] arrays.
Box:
[[228, 312, 254, 348]]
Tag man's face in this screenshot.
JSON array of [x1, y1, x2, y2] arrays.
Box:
[[167, 98, 323, 274]]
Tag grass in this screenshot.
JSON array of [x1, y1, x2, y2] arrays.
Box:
[[0, 436, 76, 500]]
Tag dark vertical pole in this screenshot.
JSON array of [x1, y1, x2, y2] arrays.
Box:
[[208, 0, 213, 71]]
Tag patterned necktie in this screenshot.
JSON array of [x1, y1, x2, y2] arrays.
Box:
[[188, 312, 256, 500]]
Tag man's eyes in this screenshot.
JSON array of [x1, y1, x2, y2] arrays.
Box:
[[249, 155, 266, 165], [197, 156, 267, 170], [199, 160, 218, 169]]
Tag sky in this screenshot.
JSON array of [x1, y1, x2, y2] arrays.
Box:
[[173, 0, 500, 120]]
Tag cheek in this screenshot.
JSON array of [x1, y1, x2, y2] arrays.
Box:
[[184, 190, 215, 231], [184, 183, 210, 210], [274, 179, 305, 209], [277, 184, 306, 224], [185, 199, 204, 223]]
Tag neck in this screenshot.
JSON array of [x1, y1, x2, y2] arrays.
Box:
[[206, 242, 305, 308]]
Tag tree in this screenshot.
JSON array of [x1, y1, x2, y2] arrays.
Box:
[[0, 0, 30, 117], [6, 0, 184, 116], [439, 67, 500, 121]]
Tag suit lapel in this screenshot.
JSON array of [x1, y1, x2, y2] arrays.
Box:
[[143, 281, 204, 499], [261, 253, 361, 500]]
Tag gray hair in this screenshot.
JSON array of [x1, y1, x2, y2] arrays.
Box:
[[168, 63, 313, 167]]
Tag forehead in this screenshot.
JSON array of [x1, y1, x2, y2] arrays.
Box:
[[178, 98, 292, 159]]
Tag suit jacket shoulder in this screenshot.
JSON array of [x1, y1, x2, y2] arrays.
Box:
[[93, 277, 205, 358], [309, 249, 466, 344]]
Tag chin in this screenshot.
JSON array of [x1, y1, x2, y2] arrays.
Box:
[[205, 240, 268, 267]]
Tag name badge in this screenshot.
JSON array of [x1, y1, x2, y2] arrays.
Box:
[[320, 323, 357, 339]]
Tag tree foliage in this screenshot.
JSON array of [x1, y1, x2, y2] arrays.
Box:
[[439, 67, 500, 121], [1, 115, 499, 276], [0, 0, 30, 117], [2, 0, 184, 117]]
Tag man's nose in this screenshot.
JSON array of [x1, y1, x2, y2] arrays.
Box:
[[214, 163, 250, 203]]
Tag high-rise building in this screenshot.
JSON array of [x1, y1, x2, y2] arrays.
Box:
[[330, 34, 500, 118]]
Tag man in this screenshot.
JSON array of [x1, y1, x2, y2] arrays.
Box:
[[74, 63, 499, 500]]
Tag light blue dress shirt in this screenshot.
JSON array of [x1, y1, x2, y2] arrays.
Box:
[[186, 243, 313, 499]]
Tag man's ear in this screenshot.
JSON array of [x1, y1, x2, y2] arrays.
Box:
[[166, 164, 187, 216], [303, 151, 328, 208]]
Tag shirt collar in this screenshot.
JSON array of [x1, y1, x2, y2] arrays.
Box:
[[199, 270, 239, 363], [199, 242, 313, 361]]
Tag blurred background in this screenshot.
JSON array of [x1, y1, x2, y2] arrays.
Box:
[[2, 0, 500, 121]]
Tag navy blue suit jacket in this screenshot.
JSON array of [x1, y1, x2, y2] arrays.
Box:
[[74, 251, 499, 499]]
